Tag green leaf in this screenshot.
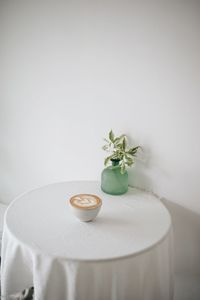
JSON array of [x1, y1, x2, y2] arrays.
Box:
[[113, 137, 120, 144], [126, 156, 134, 166], [117, 143, 123, 150], [120, 161, 126, 174], [128, 146, 140, 156], [104, 156, 111, 166], [104, 153, 118, 165], [122, 137, 127, 150], [112, 153, 120, 160], [109, 130, 115, 142], [114, 134, 125, 144]]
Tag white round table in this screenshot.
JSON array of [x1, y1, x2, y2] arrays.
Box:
[[1, 181, 173, 300]]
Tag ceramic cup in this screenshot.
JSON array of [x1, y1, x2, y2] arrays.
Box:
[[69, 194, 102, 222]]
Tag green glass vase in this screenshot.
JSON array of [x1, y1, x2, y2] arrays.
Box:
[[101, 159, 128, 195]]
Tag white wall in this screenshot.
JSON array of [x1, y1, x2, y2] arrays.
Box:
[[0, 0, 200, 289]]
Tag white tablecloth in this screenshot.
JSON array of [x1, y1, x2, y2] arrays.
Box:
[[1, 181, 173, 300]]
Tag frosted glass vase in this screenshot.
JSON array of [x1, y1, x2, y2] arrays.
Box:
[[101, 159, 128, 195]]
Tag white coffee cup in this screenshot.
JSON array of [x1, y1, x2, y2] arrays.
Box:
[[69, 194, 102, 222]]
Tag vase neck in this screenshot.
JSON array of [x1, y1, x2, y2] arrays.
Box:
[[111, 159, 120, 166]]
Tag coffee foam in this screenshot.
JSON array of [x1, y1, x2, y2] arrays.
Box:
[[70, 194, 102, 209]]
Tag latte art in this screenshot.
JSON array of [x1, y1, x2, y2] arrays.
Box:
[[70, 194, 102, 210], [74, 195, 97, 207]]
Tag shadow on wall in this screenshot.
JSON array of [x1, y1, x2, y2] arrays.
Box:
[[124, 142, 200, 299], [128, 144, 153, 191], [128, 160, 152, 191], [128, 145, 200, 276], [129, 161, 200, 278], [128, 146, 200, 298]]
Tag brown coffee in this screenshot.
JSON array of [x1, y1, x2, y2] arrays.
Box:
[[69, 194, 102, 210]]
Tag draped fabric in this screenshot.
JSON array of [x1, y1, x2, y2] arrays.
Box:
[[1, 182, 174, 300]]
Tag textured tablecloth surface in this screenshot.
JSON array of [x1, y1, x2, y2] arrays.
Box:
[[1, 181, 174, 300]]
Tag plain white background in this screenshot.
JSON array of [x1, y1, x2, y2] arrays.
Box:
[[0, 0, 200, 298]]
